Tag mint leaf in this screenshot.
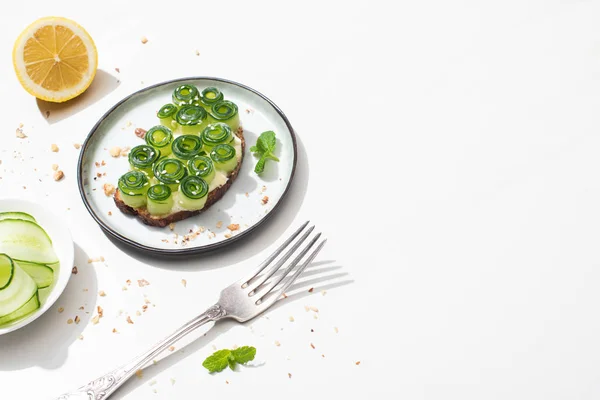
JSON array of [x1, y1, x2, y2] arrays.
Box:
[[202, 349, 232, 373], [254, 157, 267, 174], [228, 355, 237, 371], [231, 346, 257, 364], [252, 131, 279, 175]]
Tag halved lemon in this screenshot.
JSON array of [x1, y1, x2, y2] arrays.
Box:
[[13, 17, 98, 103]]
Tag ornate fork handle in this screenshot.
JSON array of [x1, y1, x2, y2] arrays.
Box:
[[54, 304, 227, 400]]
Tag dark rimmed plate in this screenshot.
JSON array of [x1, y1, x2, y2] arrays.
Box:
[[77, 77, 297, 256]]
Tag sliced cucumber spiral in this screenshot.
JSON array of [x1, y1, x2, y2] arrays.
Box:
[[172, 84, 199, 106], [188, 155, 215, 184], [153, 158, 188, 192], [210, 100, 240, 132], [210, 143, 237, 173], [172, 135, 204, 161], [200, 87, 224, 110], [129, 145, 161, 175], [178, 175, 209, 211], [145, 125, 174, 157], [157, 103, 178, 127], [201, 123, 233, 152], [175, 105, 208, 135], [147, 184, 174, 215], [118, 171, 150, 208]]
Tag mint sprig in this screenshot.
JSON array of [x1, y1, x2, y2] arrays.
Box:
[[250, 131, 279, 174], [202, 346, 257, 373]]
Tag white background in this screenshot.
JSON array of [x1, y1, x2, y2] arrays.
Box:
[[1, 0, 600, 399]]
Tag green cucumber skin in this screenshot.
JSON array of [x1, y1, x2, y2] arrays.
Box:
[[17, 261, 54, 289], [0, 254, 14, 290], [0, 212, 36, 223], [0, 262, 37, 318], [0, 219, 58, 265], [0, 291, 39, 326]]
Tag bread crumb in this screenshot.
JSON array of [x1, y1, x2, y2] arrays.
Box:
[[141, 36, 148, 44], [67, 318, 73, 324], [261, 196, 269, 205], [195, 49, 200, 56], [53, 170, 64, 181], [275, 340, 281, 347], [50, 144, 59, 152], [73, 143, 81, 149], [91, 315, 100, 325], [245, 192, 249, 197], [181, 279, 187, 288], [51, 164, 58, 171], [289, 316, 294, 322], [72, 266, 78, 274], [309, 306, 319, 313], [109, 146, 121, 157], [169, 223, 175, 231], [79, 335, 84, 340], [135, 370, 143, 378], [321, 290, 327, 296], [88, 257, 104, 263], [308, 287, 314, 293], [170, 378, 176, 385], [16, 125, 27, 138], [126, 279, 131, 286], [108, 211, 112, 216], [97, 306, 104, 317], [334, 327, 339, 333], [310, 343, 315, 349], [227, 223, 239, 231], [103, 183, 115, 196], [136, 310, 141, 317], [224, 233, 232, 239], [138, 279, 150, 287], [169, 346, 175, 352], [260, 185, 267, 193], [113, 328, 118, 333], [288, 373, 292, 379], [127, 316, 134, 324], [99, 290, 106, 297], [74, 315, 81, 324], [216, 221, 223, 228], [58, 307, 64, 313], [355, 361, 361, 365]]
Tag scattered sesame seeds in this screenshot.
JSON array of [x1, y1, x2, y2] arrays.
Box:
[[50, 144, 59, 152]]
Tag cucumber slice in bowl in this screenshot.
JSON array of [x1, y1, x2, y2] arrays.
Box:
[[0, 254, 14, 290], [0, 212, 36, 223], [0, 219, 58, 264], [0, 291, 39, 326], [0, 259, 38, 318], [17, 261, 54, 289]]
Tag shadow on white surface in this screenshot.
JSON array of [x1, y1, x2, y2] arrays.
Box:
[[0, 243, 97, 371], [36, 69, 120, 125], [106, 132, 310, 271], [109, 260, 350, 399]]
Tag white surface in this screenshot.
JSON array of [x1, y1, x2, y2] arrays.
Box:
[[80, 77, 295, 252], [1, 0, 600, 399], [0, 199, 74, 336]]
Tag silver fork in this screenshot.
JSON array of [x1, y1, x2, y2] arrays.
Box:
[[54, 222, 325, 400]]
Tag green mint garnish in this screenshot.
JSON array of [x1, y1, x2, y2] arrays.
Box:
[[251, 131, 279, 174], [202, 346, 257, 373]]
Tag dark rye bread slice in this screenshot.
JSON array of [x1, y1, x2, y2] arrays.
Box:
[[114, 128, 245, 228]]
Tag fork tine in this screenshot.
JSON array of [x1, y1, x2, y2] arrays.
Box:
[[241, 221, 309, 287], [247, 226, 315, 294], [257, 238, 327, 307], [253, 233, 321, 300]]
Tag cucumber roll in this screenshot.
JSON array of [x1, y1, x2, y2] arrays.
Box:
[[210, 100, 240, 132], [146, 184, 174, 216], [129, 145, 161, 175], [172, 84, 199, 106], [157, 103, 178, 127], [171, 135, 204, 161], [178, 175, 209, 211], [200, 123, 233, 153], [118, 171, 150, 208], [145, 125, 174, 157], [210, 143, 237, 173], [153, 158, 188, 192], [175, 105, 209, 135], [188, 155, 215, 184], [199, 87, 224, 111]]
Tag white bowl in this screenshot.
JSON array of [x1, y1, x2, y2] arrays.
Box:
[[0, 198, 74, 335]]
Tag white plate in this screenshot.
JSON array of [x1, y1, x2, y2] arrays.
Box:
[[0, 198, 74, 335], [78, 77, 297, 256]]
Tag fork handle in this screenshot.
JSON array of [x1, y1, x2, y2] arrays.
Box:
[[53, 304, 227, 400]]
